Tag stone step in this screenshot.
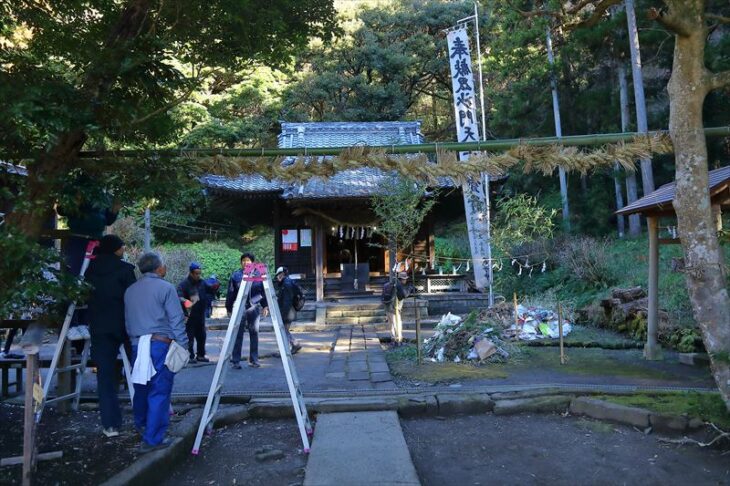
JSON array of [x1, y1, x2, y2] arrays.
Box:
[[327, 309, 386, 318], [326, 303, 384, 312], [326, 316, 387, 325]]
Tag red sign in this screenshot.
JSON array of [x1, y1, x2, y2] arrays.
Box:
[[281, 229, 298, 252], [243, 262, 268, 282]]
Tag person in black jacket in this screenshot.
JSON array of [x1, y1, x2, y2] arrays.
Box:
[[274, 267, 302, 354], [85, 234, 136, 437], [226, 253, 268, 369], [177, 262, 209, 363]]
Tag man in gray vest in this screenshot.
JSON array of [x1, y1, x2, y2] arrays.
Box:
[[124, 252, 188, 453]]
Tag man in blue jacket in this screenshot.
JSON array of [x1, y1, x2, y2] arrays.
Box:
[[226, 253, 268, 369], [177, 262, 209, 363]]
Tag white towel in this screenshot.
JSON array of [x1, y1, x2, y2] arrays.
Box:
[[131, 334, 157, 385]]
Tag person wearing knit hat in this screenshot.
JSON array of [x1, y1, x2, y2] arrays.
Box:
[[85, 234, 137, 437], [97, 234, 125, 256], [177, 262, 209, 362]]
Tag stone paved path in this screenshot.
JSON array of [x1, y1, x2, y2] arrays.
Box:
[[327, 325, 396, 390]]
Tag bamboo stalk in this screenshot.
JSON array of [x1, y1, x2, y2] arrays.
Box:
[[558, 302, 566, 365]]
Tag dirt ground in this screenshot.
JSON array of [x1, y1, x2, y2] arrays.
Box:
[[401, 414, 730, 486], [164, 418, 307, 486], [0, 403, 139, 485]]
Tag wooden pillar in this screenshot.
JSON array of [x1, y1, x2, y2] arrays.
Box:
[[315, 224, 325, 302], [712, 204, 722, 231], [645, 216, 662, 360], [273, 201, 281, 269], [22, 351, 38, 486]]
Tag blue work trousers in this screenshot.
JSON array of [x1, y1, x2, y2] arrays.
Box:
[[131, 341, 174, 446], [231, 306, 260, 364]]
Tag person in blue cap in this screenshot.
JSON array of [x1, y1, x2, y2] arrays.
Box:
[[177, 262, 209, 362]]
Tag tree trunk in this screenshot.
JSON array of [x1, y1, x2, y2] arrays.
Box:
[[618, 63, 641, 236], [7, 130, 88, 238], [666, 1, 730, 410], [625, 0, 655, 194], [546, 28, 570, 229]]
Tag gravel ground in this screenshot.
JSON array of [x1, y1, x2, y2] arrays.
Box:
[[401, 413, 730, 486], [0, 403, 139, 485], [164, 418, 307, 486]]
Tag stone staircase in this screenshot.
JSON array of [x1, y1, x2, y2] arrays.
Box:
[[324, 299, 429, 326]]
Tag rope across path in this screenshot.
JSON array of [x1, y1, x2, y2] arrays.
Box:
[[61, 126, 730, 184]]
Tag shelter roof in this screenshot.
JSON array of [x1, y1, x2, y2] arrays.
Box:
[[0, 160, 28, 176], [201, 121, 454, 200], [616, 165, 730, 216]]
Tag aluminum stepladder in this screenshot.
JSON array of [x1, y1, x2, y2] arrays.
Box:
[[192, 263, 312, 455], [37, 241, 135, 422]]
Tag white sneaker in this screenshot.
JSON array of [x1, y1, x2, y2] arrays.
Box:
[[102, 427, 120, 438], [67, 326, 84, 341]]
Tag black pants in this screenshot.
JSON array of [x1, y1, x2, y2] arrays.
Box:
[[90, 332, 123, 429], [186, 316, 206, 358], [3, 328, 18, 354], [231, 307, 260, 364]]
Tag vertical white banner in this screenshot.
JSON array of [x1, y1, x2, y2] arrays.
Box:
[[447, 28, 490, 291]]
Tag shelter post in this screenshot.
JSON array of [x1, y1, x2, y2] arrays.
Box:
[[315, 224, 325, 302], [645, 216, 662, 360]]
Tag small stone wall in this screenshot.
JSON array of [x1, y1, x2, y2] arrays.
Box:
[[424, 293, 490, 316]]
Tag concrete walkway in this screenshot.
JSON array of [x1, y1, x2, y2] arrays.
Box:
[[304, 411, 420, 486]]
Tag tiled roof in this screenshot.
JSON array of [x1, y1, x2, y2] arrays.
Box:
[[0, 161, 28, 176], [202, 121, 453, 199], [616, 165, 730, 216]]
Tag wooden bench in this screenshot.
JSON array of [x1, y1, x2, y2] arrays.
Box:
[[0, 357, 128, 398], [0, 359, 24, 397]]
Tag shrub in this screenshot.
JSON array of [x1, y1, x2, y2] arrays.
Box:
[[109, 216, 147, 247], [557, 237, 617, 289], [241, 226, 275, 271], [125, 245, 196, 287]]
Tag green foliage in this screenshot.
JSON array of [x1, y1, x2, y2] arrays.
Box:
[[371, 178, 437, 258], [0, 227, 86, 320], [0, 1, 337, 154], [240, 226, 275, 274], [492, 194, 556, 254], [149, 226, 275, 292], [434, 221, 471, 262], [163, 242, 240, 283], [667, 328, 703, 354], [283, 0, 474, 132]]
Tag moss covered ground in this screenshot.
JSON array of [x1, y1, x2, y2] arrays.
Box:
[[386, 343, 708, 385], [594, 392, 730, 428]]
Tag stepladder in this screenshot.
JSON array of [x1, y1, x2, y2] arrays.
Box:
[[192, 263, 313, 455], [36, 240, 135, 422]]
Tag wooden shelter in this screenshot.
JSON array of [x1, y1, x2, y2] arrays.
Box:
[[202, 121, 456, 301], [616, 166, 730, 359]]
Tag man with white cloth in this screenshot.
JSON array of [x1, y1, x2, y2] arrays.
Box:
[[124, 252, 188, 453]]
